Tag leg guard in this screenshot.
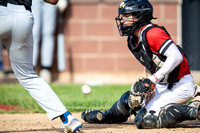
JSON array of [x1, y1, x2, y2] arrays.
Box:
[[103, 91, 133, 123], [135, 103, 199, 129], [81, 109, 106, 123], [159, 103, 198, 128], [81, 91, 136, 123]]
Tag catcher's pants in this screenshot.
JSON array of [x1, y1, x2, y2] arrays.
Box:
[[0, 3, 66, 120], [145, 74, 195, 116]]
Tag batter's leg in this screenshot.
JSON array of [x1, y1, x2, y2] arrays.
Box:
[[5, 10, 67, 120]]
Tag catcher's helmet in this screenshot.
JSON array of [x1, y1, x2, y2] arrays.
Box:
[[115, 0, 154, 36]]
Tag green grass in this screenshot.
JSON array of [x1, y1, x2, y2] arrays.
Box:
[[0, 83, 131, 113]]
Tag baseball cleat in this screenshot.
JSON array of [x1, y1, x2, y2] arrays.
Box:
[[189, 84, 200, 121], [193, 84, 200, 121], [193, 84, 200, 100], [61, 115, 83, 133], [190, 100, 200, 122], [81, 109, 105, 123]]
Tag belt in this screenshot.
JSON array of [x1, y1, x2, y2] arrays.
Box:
[[0, 2, 31, 12], [159, 78, 180, 85]]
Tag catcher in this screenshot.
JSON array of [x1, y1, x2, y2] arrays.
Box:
[[81, 0, 200, 128]]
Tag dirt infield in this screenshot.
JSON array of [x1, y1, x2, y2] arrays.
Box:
[[0, 113, 200, 133]]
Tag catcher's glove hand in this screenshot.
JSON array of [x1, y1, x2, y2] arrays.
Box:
[[128, 78, 155, 109], [132, 78, 155, 94]]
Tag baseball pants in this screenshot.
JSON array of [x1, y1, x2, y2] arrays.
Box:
[[145, 74, 195, 116], [0, 3, 66, 120], [32, 0, 57, 67]]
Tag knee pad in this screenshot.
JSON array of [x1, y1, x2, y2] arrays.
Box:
[[104, 91, 132, 123], [109, 91, 131, 116], [117, 91, 132, 115], [134, 108, 158, 129]]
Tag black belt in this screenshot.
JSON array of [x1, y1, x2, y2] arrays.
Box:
[[175, 78, 180, 83], [0, 2, 31, 12], [159, 78, 180, 85]]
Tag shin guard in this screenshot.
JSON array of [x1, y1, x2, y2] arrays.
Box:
[[81, 91, 138, 124], [135, 103, 199, 129], [103, 91, 133, 123], [158, 103, 198, 128]]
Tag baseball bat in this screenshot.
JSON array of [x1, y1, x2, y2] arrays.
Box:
[[57, 10, 66, 71]]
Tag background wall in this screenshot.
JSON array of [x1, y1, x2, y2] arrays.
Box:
[[56, 0, 181, 84]]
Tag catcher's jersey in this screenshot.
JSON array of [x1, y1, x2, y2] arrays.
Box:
[[144, 23, 191, 80]]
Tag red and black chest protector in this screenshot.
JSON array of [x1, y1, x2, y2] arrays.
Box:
[[127, 24, 183, 89]]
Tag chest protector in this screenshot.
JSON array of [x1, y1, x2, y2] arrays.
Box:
[[127, 24, 183, 89]]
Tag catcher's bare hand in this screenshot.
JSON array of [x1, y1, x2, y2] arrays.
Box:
[[145, 88, 156, 105]]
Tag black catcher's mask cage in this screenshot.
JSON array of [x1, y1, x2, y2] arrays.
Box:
[[115, 0, 154, 36]]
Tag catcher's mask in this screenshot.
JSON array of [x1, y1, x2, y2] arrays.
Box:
[[115, 0, 155, 36]]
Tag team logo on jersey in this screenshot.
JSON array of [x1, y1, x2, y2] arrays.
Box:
[[140, 56, 144, 62]]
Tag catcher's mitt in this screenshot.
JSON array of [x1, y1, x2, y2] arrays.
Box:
[[128, 78, 155, 109], [132, 78, 155, 94]]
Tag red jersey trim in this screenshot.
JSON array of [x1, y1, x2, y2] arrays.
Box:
[[142, 24, 191, 80]]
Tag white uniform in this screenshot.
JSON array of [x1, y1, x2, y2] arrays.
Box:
[[0, 3, 67, 120], [145, 74, 195, 116]]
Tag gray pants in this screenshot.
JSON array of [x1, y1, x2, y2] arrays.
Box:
[[0, 3, 66, 120], [32, 0, 57, 67]]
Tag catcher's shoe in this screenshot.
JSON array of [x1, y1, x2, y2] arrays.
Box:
[[193, 84, 200, 100], [81, 109, 105, 123], [189, 84, 200, 121], [61, 113, 82, 133], [189, 100, 200, 121]]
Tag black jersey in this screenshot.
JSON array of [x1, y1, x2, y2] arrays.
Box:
[[0, 0, 32, 11]]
